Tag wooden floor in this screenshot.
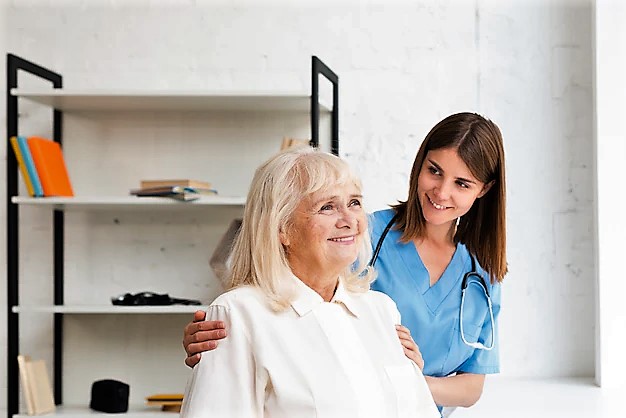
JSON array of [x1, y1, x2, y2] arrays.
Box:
[[453, 377, 623, 418]]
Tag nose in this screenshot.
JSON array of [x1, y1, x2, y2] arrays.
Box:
[[434, 180, 454, 200], [337, 207, 357, 229]]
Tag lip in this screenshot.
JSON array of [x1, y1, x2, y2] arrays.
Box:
[[327, 235, 357, 243], [427, 194, 451, 210]]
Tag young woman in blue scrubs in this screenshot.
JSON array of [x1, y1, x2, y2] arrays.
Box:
[[182, 112, 507, 414]]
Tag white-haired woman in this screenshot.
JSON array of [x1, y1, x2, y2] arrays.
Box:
[[180, 147, 439, 418]]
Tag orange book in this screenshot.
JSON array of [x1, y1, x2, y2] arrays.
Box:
[[27, 136, 74, 197]]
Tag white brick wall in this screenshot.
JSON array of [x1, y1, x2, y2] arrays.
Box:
[[1, 0, 595, 411]]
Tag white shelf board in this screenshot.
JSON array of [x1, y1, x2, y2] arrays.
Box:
[[11, 88, 332, 112], [14, 405, 179, 417], [12, 195, 245, 210], [13, 305, 208, 314]]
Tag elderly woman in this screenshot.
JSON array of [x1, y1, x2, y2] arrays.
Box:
[[180, 147, 439, 418]]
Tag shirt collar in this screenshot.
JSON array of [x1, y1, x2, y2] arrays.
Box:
[[290, 275, 362, 318]]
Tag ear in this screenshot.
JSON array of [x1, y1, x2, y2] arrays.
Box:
[[477, 180, 495, 198], [279, 229, 290, 246]]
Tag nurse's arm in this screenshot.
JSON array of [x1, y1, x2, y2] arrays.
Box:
[[424, 373, 485, 408]]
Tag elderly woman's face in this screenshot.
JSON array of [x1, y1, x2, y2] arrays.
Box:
[[282, 183, 366, 277]]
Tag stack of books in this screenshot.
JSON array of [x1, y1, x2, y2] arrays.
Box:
[[146, 393, 184, 412], [9, 136, 74, 197], [130, 179, 217, 202]]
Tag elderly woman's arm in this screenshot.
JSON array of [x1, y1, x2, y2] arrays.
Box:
[[180, 305, 262, 418]]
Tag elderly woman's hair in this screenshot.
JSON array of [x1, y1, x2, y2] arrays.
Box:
[[228, 146, 375, 311]]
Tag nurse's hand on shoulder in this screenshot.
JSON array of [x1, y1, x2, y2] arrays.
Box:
[[396, 324, 424, 371], [183, 310, 227, 368], [182, 313, 425, 371]]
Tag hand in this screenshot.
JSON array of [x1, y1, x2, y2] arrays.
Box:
[[183, 310, 227, 368], [396, 324, 424, 371]]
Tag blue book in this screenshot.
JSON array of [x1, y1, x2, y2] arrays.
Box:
[[16, 135, 44, 197]]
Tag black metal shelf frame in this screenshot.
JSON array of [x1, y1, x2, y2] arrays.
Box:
[[5, 53, 338, 418], [6, 54, 64, 418], [311, 55, 339, 155]]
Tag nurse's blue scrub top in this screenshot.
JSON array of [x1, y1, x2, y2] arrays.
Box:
[[370, 209, 501, 379]]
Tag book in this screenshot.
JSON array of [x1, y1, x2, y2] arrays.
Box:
[[131, 186, 199, 201], [9, 136, 35, 196], [131, 185, 217, 202], [280, 137, 311, 151], [15, 136, 44, 196], [27, 136, 74, 197], [140, 179, 212, 189], [17, 355, 35, 414], [146, 393, 183, 413], [17, 355, 56, 416]]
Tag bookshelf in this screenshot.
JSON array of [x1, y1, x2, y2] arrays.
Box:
[[12, 305, 209, 314], [9, 89, 332, 112], [6, 54, 339, 418], [12, 195, 247, 209], [13, 405, 187, 418]]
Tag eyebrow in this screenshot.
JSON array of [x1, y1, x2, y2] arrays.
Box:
[[313, 193, 363, 205], [428, 159, 477, 185]]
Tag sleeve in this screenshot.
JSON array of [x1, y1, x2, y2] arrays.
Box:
[[457, 282, 501, 374], [179, 303, 265, 418]]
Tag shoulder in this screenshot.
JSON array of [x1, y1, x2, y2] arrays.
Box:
[[369, 208, 396, 236], [362, 290, 401, 322], [207, 286, 276, 332], [210, 286, 266, 310]]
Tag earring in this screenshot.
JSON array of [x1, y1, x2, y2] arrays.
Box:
[[456, 217, 461, 227]]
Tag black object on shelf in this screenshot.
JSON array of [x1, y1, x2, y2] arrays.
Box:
[[111, 292, 202, 306], [90, 379, 130, 414]]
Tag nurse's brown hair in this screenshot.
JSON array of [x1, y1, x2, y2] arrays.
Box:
[[391, 112, 507, 283]]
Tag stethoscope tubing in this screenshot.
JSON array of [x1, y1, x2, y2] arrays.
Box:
[[370, 212, 495, 351]]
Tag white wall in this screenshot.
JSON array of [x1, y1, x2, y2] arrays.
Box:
[[594, 0, 626, 389], [1, 0, 594, 410]]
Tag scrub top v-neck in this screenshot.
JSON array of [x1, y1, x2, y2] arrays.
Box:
[[369, 209, 500, 379]]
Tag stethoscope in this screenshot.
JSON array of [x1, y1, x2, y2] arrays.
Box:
[[369, 213, 495, 351]]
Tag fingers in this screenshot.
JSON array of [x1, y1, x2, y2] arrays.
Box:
[[183, 319, 227, 369], [184, 328, 227, 354], [183, 314, 226, 369], [395, 324, 412, 339], [395, 325, 425, 371], [185, 353, 201, 368], [187, 339, 219, 356], [184, 320, 226, 344], [402, 345, 424, 371], [193, 310, 207, 323]]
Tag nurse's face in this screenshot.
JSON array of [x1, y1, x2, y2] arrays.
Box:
[[417, 148, 492, 227], [281, 183, 366, 279]]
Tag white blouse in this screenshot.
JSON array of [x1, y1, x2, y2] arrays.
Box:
[[180, 276, 440, 418]]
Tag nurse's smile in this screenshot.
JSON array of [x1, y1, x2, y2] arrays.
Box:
[[427, 195, 452, 210]]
